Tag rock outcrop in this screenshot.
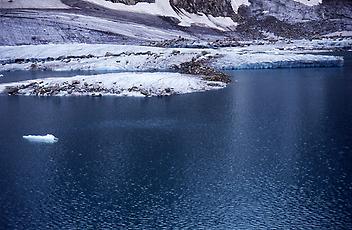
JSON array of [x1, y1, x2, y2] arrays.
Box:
[[105, 0, 154, 4], [171, 0, 234, 17], [101, 0, 352, 38]]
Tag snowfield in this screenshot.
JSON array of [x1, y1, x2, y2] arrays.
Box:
[[293, 0, 322, 6], [0, 38, 349, 97], [322, 31, 352, 38], [83, 0, 237, 31], [0, 0, 69, 9], [0, 39, 347, 72], [231, 0, 250, 13], [0, 10, 195, 46], [0, 72, 226, 97]]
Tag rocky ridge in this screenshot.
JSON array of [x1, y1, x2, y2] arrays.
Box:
[[102, 0, 352, 38]]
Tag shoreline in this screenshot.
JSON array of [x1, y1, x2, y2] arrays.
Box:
[[0, 72, 226, 97], [0, 38, 350, 97]]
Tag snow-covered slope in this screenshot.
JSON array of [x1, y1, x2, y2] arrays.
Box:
[[84, 0, 237, 31], [0, 0, 350, 44], [231, 0, 250, 13], [84, 0, 177, 17], [293, 0, 322, 6], [81, 0, 349, 34], [0, 0, 69, 9]]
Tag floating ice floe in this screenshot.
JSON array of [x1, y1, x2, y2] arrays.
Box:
[[23, 134, 59, 143]]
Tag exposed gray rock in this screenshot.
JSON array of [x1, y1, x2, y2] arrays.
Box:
[[174, 57, 231, 83], [172, 0, 234, 17], [102, 0, 352, 39], [4, 86, 19, 95], [72, 80, 80, 85], [105, 0, 154, 5]]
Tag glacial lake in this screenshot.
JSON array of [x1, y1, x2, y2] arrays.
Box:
[[0, 53, 351, 229]]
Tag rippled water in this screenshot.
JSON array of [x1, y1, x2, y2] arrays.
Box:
[[0, 54, 352, 229]]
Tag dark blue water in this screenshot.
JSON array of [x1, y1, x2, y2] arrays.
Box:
[[1, 54, 352, 229]]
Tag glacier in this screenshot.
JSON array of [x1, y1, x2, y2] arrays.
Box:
[[0, 39, 347, 73]]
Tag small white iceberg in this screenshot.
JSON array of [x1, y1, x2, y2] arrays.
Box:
[[23, 134, 59, 144], [0, 74, 3, 77]]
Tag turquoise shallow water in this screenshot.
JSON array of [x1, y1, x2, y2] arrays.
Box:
[[0, 53, 351, 229]]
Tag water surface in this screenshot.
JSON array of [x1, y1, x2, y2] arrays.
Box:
[[0, 54, 352, 229]]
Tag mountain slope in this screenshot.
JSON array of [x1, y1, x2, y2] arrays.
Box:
[[0, 0, 351, 46], [84, 0, 352, 36]]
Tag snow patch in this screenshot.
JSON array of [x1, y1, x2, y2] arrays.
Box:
[[231, 0, 250, 13], [322, 31, 352, 38], [23, 134, 59, 144], [292, 0, 322, 6], [85, 0, 177, 17], [83, 0, 237, 31], [0, 0, 69, 9], [178, 10, 237, 31]]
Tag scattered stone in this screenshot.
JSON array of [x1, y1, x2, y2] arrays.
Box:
[[140, 89, 150, 96], [174, 58, 231, 84], [105, 52, 114, 57], [171, 50, 181, 55], [71, 80, 80, 85], [4, 86, 19, 95], [30, 63, 38, 70], [128, 86, 139, 92], [14, 59, 25, 64], [207, 82, 223, 87]]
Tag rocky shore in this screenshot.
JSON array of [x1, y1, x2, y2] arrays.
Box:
[[0, 39, 349, 97], [3, 79, 179, 97], [173, 54, 231, 83], [0, 72, 226, 97]]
